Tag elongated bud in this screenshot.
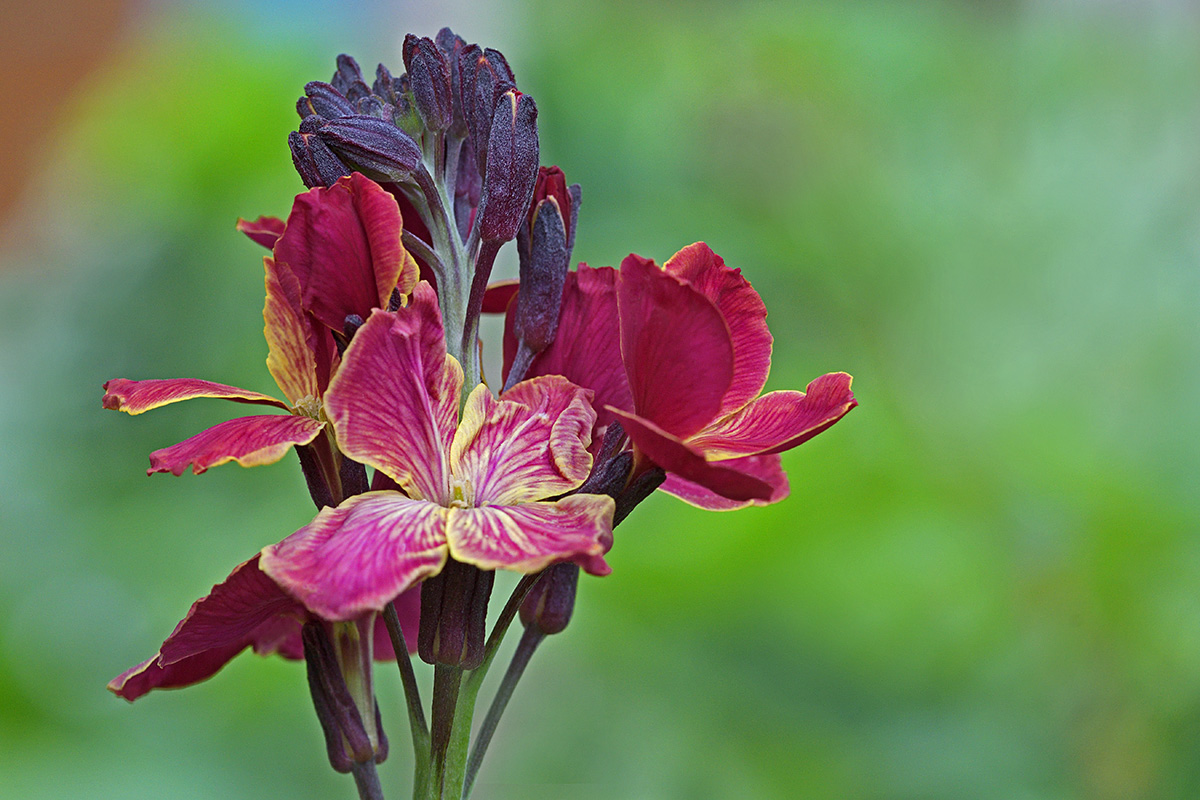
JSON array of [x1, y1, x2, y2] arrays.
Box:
[[303, 81, 355, 119], [403, 34, 453, 133], [478, 90, 539, 243], [318, 115, 422, 182], [435, 27, 469, 136], [331, 54, 371, 102], [519, 563, 579, 635], [289, 129, 349, 188], [418, 558, 495, 669], [459, 45, 516, 174], [302, 620, 387, 773], [331, 54, 366, 96]]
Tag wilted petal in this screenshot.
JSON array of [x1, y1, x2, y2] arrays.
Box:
[[272, 173, 419, 333], [618, 254, 733, 439], [504, 266, 632, 432], [261, 492, 449, 621], [102, 378, 288, 415], [688, 373, 857, 458], [263, 256, 318, 405], [148, 414, 324, 476], [610, 408, 775, 502], [108, 556, 305, 702], [450, 378, 594, 506], [236, 216, 287, 250], [446, 495, 613, 574], [325, 287, 461, 501], [663, 242, 772, 416], [659, 453, 789, 510]]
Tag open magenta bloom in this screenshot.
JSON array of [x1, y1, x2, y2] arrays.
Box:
[[102, 173, 417, 477], [502, 242, 856, 509], [260, 282, 614, 621]]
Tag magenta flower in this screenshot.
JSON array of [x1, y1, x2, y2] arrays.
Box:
[[108, 555, 420, 702], [103, 174, 418, 477], [260, 282, 614, 621], [501, 242, 856, 509]]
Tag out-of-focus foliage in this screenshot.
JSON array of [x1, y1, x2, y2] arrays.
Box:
[[1, 2, 1197, 798]]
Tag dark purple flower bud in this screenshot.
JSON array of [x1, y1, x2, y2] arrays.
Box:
[[435, 28, 469, 136], [354, 95, 393, 120], [516, 165, 581, 273], [459, 45, 517, 174], [504, 196, 567, 390], [302, 622, 388, 772], [454, 138, 481, 241], [372, 63, 400, 106], [317, 115, 422, 182], [519, 562, 579, 635], [615, 465, 665, 525], [289, 130, 350, 188], [477, 90, 539, 243], [331, 54, 368, 99], [403, 34, 453, 133], [418, 558, 495, 669], [304, 81, 356, 119]]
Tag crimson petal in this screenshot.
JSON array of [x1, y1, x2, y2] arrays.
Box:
[[272, 172, 419, 333], [610, 407, 775, 502], [236, 216, 287, 250], [663, 242, 772, 417], [147, 414, 324, 476], [108, 556, 305, 702], [688, 373, 857, 458], [659, 453, 789, 510], [617, 254, 733, 439], [504, 266, 632, 433], [102, 378, 288, 415]]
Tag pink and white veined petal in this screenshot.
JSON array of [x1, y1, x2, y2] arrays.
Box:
[[618, 254, 734, 439], [260, 492, 450, 621], [263, 255, 318, 405], [147, 414, 324, 476], [451, 378, 595, 506], [325, 285, 462, 501], [102, 378, 289, 415], [659, 453, 790, 510], [687, 373, 857, 459], [446, 495, 614, 575], [663, 242, 773, 417], [108, 555, 305, 702]]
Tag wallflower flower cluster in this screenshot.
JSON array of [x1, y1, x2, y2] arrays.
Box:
[[103, 28, 856, 800]]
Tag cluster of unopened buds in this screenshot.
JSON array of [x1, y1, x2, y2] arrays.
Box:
[[103, 28, 857, 800]]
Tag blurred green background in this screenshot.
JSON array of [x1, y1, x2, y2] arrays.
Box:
[[2, 1, 1198, 798]]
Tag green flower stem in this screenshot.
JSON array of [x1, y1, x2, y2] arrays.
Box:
[[430, 664, 464, 799], [463, 626, 545, 796], [439, 573, 543, 799], [382, 602, 430, 799], [351, 760, 386, 800]]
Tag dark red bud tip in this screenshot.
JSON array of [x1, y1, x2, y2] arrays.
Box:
[[289, 130, 350, 188], [478, 91, 539, 242], [332, 54, 366, 96], [519, 563, 579, 635], [418, 559, 495, 669], [403, 34, 454, 133], [317, 116, 422, 182], [304, 81, 355, 119]]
